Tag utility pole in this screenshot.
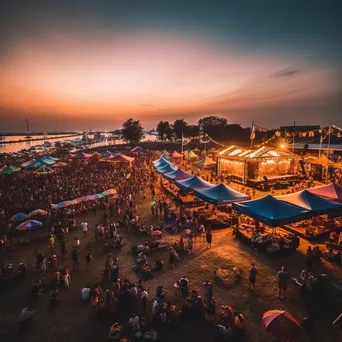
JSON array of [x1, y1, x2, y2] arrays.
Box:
[[326, 123, 332, 183], [319, 129, 323, 156], [292, 121, 296, 153]]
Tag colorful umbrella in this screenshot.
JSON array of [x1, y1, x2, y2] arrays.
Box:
[[0, 165, 20, 175], [151, 230, 163, 236], [16, 220, 42, 231], [262, 310, 302, 341], [35, 166, 54, 174], [10, 212, 29, 221], [29, 209, 48, 217]]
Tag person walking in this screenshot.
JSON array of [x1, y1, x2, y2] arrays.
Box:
[[72, 247, 80, 271], [277, 266, 289, 299], [81, 221, 88, 237], [249, 264, 257, 291], [169, 248, 175, 269], [188, 234, 193, 255], [85, 251, 93, 271], [206, 229, 212, 249]]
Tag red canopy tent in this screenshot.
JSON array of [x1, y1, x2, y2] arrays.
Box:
[[307, 183, 342, 201]]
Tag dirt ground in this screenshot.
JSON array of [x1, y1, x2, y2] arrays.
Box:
[[0, 188, 341, 342]]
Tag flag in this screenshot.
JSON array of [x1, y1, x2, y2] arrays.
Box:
[[255, 125, 268, 132], [250, 124, 256, 140]]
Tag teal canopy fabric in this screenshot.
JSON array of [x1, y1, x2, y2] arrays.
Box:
[[163, 169, 192, 181], [23, 158, 55, 168], [232, 195, 310, 227], [194, 183, 251, 205], [277, 190, 342, 216], [175, 176, 214, 192], [153, 157, 173, 168]]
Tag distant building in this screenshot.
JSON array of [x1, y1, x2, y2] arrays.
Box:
[[280, 125, 320, 133]]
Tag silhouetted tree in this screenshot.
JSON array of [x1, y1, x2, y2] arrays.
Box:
[[198, 116, 229, 140], [173, 119, 188, 139], [156, 121, 173, 140], [122, 118, 144, 143]]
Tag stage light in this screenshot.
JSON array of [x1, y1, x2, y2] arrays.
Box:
[[280, 144, 285, 149]]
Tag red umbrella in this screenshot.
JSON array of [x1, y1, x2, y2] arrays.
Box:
[[151, 230, 163, 236], [262, 310, 302, 341]]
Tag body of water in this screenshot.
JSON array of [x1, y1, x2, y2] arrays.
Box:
[[0, 133, 158, 153]]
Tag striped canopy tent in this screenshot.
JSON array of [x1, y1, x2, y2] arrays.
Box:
[[194, 183, 251, 206], [21, 159, 36, 167], [155, 164, 178, 174], [170, 150, 183, 158], [194, 156, 216, 169], [106, 153, 135, 163], [232, 195, 310, 227], [16, 220, 42, 231], [29, 209, 48, 217], [152, 156, 170, 165], [308, 183, 342, 201], [131, 146, 143, 153], [175, 175, 214, 192], [52, 161, 67, 168], [23, 158, 55, 168], [0, 165, 21, 175], [163, 168, 192, 181], [11, 212, 29, 221], [153, 158, 174, 169], [35, 166, 54, 174], [188, 151, 199, 158], [70, 152, 92, 159], [277, 189, 342, 216]]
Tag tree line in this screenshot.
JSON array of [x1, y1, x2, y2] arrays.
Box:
[[120, 116, 264, 145]]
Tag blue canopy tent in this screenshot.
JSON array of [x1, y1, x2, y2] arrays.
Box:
[[163, 169, 192, 181], [232, 195, 310, 227], [160, 153, 171, 159], [175, 176, 214, 192], [155, 164, 178, 174], [276, 190, 342, 216], [44, 156, 59, 162], [153, 158, 174, 169], [153, 157, 171, 166], [194, 183, 251, 205], [101, 151, 113, 157]]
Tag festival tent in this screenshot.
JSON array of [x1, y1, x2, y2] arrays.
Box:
[[277, 190, 342, 216], [232, 195, 310, 227], [106, 153, 135, 163], [153, 158, 174, 168], [131, 146, 143, 153], [162, 150, 170, 155], [11, 212, 29, 221], [35, 166, 54, 174], [153, 157, 171, 165], [194, 156, 216, 169], [101, 151, 113, 157], [170, 150, 182, 158], [163, 169, 192, 181], [193, 147, 201, 153], [175, 175, 214, 192], [155, 164, 178, 174], [44, 156, 59, 162], [16, 220, 42, 231], [90, 152, 102, 159], [194, 183, 251, 205], [21, 159, 36, 167], [160, 153, 171, 159], [70, 152, 92, 159], [308, 154, 332, 165], [52, 161, 67, 168], [188, 151, 199, 158], [23, 158, 55, 168], [0, 165, 20, 175], [307, 183, 342, 201]]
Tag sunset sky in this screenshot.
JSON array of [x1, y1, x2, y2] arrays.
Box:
[[0, 1, 341, 132]]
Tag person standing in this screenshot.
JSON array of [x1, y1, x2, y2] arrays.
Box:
[[187, 234, 193, 255], [249, 264, 257, 291], [169, 248, 175, 269], [206, 229, 212, 249], [81, 221, 88, 237], [277, 267, 289, 299]]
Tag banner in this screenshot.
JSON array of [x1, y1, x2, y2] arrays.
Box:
[[51, 188, 117, 209]]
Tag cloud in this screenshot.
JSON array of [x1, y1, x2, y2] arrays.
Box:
[[270, 67, 301, 78]]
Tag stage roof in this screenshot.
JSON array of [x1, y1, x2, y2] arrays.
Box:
[[194, 183, 250, 205]]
